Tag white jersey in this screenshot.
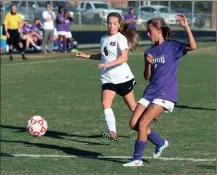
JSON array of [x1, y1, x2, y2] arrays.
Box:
[[100, 32, 134, 84], [42, 11, 55, 30]]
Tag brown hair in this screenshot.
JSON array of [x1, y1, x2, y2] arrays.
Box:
[[107, 12, 140, 50], [147, 18, 172, 40]]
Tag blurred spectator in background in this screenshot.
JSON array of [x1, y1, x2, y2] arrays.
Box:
[[56, 7, 67, 52], [4, 5, 27, 60], [41, 2, 56, 54], [21, 20, 41, 50], [31, 18, 43, 46], [64, 11, 78, 52], [124, 8, 138, 31], [53, 28, 59, 50]]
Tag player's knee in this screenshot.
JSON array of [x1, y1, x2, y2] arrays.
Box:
[[129, 105, 136, 112], [101, 100, 112, 109], [129, 120, 136, 129], [138, 119, 149, 130], [129, 119, 139, 130]]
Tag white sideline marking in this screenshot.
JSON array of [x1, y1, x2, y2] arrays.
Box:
[[1, 58, 74, 67], [13, 154, 215, 162]]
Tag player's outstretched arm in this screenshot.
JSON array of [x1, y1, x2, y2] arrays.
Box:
[[176, 14, 196, 51], [98, 49, 128, 70], [76, 52, 101, 60]]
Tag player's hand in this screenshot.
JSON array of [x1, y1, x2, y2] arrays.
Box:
[[98, 63, 110, 71], [76, 52, 89, 59], [146, 53, 153, 64], [20, 32, 24, 38], [176, 14, 189, 28], [6, 32, 10, 38]]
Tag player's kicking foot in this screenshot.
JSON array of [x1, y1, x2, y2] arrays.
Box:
[[101, 131, 118, 142], [123, 160, 143, 167], [153, 140, 170, 159]]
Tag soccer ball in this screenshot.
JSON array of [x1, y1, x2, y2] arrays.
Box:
[[69, 11, 74, 17], [27, 116, 48, 137], [72, 40, 78, 49]]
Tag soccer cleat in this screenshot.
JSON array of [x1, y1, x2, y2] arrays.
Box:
[[22, 54, 27, 60], [71, 49, 79, 53], [9, 55, 13, 60], [152, 140, 170, 159], [123, 160, 144, 167], [101, 131, 118, 142], [34, 46, 41, 50]]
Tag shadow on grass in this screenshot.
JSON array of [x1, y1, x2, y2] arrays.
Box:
[[175, 105, 216, 111], [195, 164, 216, 170], [0, 139, 150, 164], [1, 124, 129, 141], [1, 124, 109, 145]]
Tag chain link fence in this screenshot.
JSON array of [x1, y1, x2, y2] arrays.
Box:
[[1, 0, 216, 30]]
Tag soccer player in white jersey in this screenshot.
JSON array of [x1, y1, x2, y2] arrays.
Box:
[[76, 12, 139, 142]]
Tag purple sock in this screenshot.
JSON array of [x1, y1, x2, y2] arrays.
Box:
[[70, 41, 75, 49], [58, 40, 62, 51], [147, 130, 165, 147], [63, 40, 67, 51], [133, 140, 147, 161], [54, 40, 58, 47]]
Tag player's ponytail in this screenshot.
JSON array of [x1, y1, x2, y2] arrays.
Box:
[[162, 26, 172, 40], [147, 18, 172, 40], [107, 12, 140, 51], [119, 22, 140, 50]]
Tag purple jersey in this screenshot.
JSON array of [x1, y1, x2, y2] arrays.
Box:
[[31, 24, 40, 34], [56, 14, 66, 31], [143, 40, 187, 103], [124, 13, 138, 30], [22, 25, 31, 34], [63, 17, 72, 32]]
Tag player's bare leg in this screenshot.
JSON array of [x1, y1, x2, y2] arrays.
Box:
[[124, 104, 167, 167], [101, 90, 118, 142], [123, 90, 137, 112]]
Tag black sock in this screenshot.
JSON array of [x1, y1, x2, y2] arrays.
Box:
[[19, 46, 25, 54], [9, 49, 13, 55]]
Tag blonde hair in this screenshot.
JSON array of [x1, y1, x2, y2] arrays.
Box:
[[147, 18, 172, 40], [107, 12, 140, 50]]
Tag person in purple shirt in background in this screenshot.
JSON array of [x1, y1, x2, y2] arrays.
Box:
[[56, 7, 67, 52], [124, 8, 138, 31], [63, 11, 78, 52], [21, 20, 41, 50], [31, 18, 43, 44], [123, 14, 196, 167]]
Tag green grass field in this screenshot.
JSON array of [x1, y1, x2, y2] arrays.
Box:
[[1, 42, 216, 174]]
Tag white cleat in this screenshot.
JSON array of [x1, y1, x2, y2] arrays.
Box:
[[153, 140, 170, 159], [123, 160, 144, 167]]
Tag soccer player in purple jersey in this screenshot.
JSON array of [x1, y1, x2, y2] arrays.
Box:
[[76, 13, 139, 142], [63, 11, 77, 52], [56, 7, 67, 52], [123, 14, 196, 167]]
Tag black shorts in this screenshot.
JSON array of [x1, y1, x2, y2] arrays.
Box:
[[102, 78, 136, 97], [7, 29, 22, 46]]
